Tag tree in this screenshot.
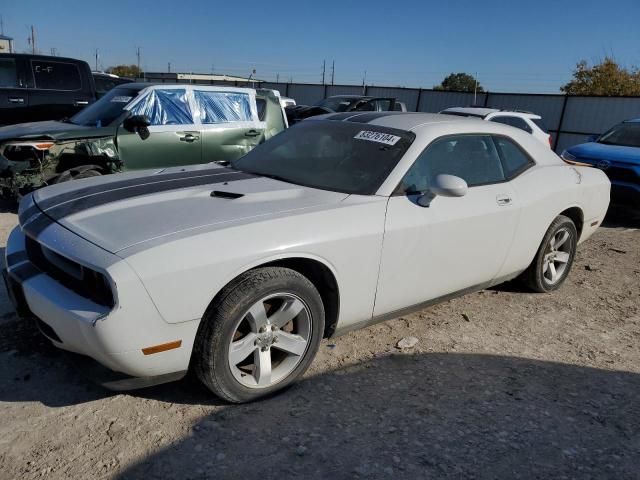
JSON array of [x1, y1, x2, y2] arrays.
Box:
[[106, 64, 142, 78], [435, 73, 484, 93], [561, 57, 640, 96]]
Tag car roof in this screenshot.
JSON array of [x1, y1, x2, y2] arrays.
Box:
[[114, 83, 259, 95], [442, 106, 541, 119], [625, 118, 640, 123], [320, 111, 481, 131]]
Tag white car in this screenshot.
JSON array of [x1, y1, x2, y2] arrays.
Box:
[[3, 113, 610, 402], [441, 107, 552, 147]]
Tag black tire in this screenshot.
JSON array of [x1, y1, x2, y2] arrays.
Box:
[[193, 267, 325, 403], [75, 169, 102, 180], [54, 168, 101, 184], [522, 215, 578, 293]]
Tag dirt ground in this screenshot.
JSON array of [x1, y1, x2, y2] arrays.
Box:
[[0, 205, 638, 480]]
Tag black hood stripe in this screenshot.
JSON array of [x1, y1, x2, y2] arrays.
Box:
[[23, 169, 256, 238], [36, 166, 239, 211], [43, 171, 256, 221]]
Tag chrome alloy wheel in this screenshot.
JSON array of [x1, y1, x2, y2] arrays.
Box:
[[228, 293, 312, 388], [542, 227, 573, 285]]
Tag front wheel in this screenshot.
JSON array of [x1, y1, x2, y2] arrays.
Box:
[[522, 215, 578, 292], [194, 267, 325, 403]]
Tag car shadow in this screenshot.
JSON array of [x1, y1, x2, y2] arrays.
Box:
[[110, 353, 638, 479], [602, 203, 640, 229]]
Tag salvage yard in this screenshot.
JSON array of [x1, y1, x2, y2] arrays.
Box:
[[0, 205, 639, 479]]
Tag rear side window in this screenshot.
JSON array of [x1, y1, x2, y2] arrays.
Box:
[[531, 118, 548, 133], [0, 58, 18, 88], [194, 90, 253, 124], [490, 116, 532, 134], [493, 136, 534, 178], [32, 60, 82, 90]]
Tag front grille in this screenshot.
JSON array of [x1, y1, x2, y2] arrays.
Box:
[[25, 236, 115, 308]]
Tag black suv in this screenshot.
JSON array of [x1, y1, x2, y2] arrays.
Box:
[[0, 53, 95, 126]]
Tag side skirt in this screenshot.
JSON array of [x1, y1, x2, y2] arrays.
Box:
[[331, 273, 520, 338]]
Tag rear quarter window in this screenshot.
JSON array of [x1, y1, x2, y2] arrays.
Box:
[[531, 118, 548, 133], [32, 60, 82, 91]]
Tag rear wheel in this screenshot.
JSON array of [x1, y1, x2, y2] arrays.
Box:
[[522, 215, 577, 292], [194, 267, 324, 403]]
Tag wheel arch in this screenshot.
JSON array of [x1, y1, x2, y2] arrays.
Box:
[[206, 254, 341, 339], [558, 205, 584, 240]]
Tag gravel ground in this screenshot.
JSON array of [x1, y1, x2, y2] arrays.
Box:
[[0, 204, 638, 480]]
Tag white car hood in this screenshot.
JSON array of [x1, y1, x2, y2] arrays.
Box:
[[31, 165, 349, 253]]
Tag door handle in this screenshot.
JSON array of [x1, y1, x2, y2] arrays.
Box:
[[496, 195, 512, 206], [8, 97, 25, 104], [74, 100, 89, 106], [244, 130, 260, 137], [179, 133, 199, 143]]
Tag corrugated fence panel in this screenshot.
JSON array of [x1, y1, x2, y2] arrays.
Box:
[[562, 96, 640, 134], [486, 94, 565, 131], [365, 87, 420, 111], [285, 84, 324, 105], [326, 85, 365, 97], [555, 133, 592, 153], [418, 91, 482, 112]]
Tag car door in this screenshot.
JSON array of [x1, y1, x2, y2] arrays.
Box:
[[373, 134, 520, 317], [192, 89, 265, 163], [26, 58, 94, 122], [0, 55, 30, 125], [116, 88, 202, 170]]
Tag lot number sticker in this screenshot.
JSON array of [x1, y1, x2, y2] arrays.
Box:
[[354, 130, 401, 146]]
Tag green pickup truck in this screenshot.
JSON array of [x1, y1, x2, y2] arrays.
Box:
[[0, 83, 287, 197]]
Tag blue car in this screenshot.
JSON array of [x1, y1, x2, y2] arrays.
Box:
[[561, 119, 640, 207]]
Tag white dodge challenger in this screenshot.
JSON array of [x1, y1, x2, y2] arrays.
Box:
[[3, 112, 610, 402]]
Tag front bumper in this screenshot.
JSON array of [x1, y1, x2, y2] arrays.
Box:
[[4, 215, 198, 388]]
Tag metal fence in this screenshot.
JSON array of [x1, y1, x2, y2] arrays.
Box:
[[258, 82, 640, 153], [138, 75, 640, 153]]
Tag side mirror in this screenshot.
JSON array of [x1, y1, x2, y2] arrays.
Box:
[[123, 114, 151, 140], [417, 174, 468, 207], [587, 134, 599, 143]]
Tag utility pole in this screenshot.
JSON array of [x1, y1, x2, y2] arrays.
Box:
[[331, 60, 335, 85], [50, 47, 57, 56], [94, 49, 99, 71], [29, 25, 36, 54], [474, 71, 478, 104], [136, 47, 141, 79], [276, 73, 279, 83], [0, 16, 4, 35], [322, 59, 326, 85], [167, 62, 171, 73]]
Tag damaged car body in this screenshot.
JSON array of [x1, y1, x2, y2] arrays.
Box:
[[0, 83, 287, 197]]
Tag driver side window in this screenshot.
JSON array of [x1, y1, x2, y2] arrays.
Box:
[[129, 89, 194, 126], [399, 134, 506, 193]]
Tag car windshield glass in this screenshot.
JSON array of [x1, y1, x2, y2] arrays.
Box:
[[231, 120, 415, 195], [70, 87, 141, 127], [314, 97, 358, 112], [598, 122, 640, 148]]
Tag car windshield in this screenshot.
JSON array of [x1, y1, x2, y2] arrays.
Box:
[[598, 122, 640, 148], [231, 120, 415, 195], [314, 97, 359, 112], [69, 87, 142, 127]]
